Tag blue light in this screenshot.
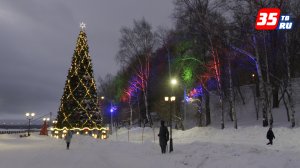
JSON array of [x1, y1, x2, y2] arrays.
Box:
[[188, 85, 203, 98], [110, 106, 117, 113]]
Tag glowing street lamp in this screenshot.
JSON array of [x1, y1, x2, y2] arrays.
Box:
[[171, 79, 177, 85], [52, 120, 57, 125], [43, 117, 50, 126], [43, 118, 50, 122], [52, 120, 58, 133], [25, 112, 35, 136]]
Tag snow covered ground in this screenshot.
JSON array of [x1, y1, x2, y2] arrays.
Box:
[[1, 125, 300, 168]]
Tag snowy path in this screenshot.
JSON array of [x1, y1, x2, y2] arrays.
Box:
[[0, 134, 175, 168], [1, 125, 300, 168]]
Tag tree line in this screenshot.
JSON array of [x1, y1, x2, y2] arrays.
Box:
[[98, 0, 300, 129]]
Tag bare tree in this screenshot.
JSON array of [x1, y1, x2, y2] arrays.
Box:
[[116, 18, 158, 127], [227, 0, 300, 128], [173, 0, 228, 129]]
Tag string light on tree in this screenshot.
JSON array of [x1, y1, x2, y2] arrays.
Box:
[[54, 23, 106, 138]]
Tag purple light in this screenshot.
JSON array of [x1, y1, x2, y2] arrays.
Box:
[[188, 85, 203, 98]]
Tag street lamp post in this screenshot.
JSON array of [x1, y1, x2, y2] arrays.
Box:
[[164, 78, 177, 153], [25, 112, 35, 136], [52, 120, 57, 126], [100, 96, 116, 135], [43, 117, 50, 124], [170, 78, 177, 152], [42, 118, 50, 136], [164, 96, 176, 153], [110, 104, 113, 135], [110, 101, 116, 135]]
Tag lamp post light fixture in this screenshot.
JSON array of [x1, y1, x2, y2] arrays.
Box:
[[25, 112, 35, 136], [52, 120, 57, 125], [43, 118, 50, 122], [43, 117, 50, 126], [171, 79, 177, 85], [52, 120, 57, 129]]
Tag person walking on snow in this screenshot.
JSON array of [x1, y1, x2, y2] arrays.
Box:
[[64, 130, 73, 150], [158, 120, 169, 154], [266, 127, 275, 145]]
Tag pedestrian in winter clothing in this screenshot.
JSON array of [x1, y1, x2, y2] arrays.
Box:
[[266, 127, 275, 145], [64, 130, 73, 149], [158, 120, 169, 154]]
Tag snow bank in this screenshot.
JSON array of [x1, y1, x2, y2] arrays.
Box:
[[1, 124, 300, 168]]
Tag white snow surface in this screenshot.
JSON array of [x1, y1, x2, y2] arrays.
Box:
[[1, 125, 300, 168]]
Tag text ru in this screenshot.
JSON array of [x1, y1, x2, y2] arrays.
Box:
[[278, 22, 293, 30]]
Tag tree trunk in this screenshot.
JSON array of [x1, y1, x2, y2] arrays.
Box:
[[267, 85, 273, 127], [272, 85, 279, 108], [252, 84, 259, 120], [288, 84, 295, 127], [220, 96, 224, 129], [143, 90, 151, 127], [204, 88, 211, 126], [253, 35, 268, 127], [129, 98, 133, 127], [138, 96, 141, 127], [236, 86, 245, 105], [235, 74, 245, 105], [282, 90, 290, 122], [229, 61, 237, 129], [212, 48, 224, 129], [285, 32, 296, 127]]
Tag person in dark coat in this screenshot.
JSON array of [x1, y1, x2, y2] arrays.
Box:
[[158, 120, 169, 154], [64, 130, 73, 150], [266, 127, 275, 145]]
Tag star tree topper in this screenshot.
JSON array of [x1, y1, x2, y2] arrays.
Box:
[[80, 22, 86, 30]]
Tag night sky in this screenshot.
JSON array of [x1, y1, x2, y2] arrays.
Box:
[[0, 0, 173, 121]]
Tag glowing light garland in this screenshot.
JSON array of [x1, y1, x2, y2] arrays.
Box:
[[121, 76, 140, 102]]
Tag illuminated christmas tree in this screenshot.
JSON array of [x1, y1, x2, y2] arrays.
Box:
[[55, 23, 102, 130]]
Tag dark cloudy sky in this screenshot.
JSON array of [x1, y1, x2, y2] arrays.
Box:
[[0, 0, 174, 120]]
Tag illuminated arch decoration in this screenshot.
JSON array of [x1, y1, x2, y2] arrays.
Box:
[[55, 23, 103, 132]]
